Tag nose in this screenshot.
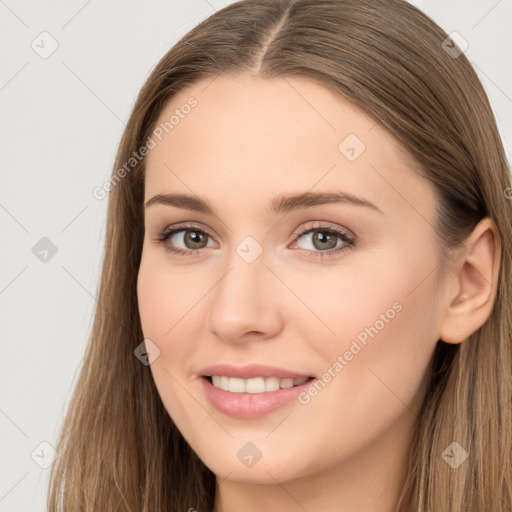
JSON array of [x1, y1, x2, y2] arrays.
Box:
[[206, 249, 284, 344]]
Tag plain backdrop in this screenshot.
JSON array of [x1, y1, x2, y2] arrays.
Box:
[[1, 0, 511, 510]]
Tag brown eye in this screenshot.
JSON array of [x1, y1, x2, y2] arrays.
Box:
[[179, 230, 208, 249]]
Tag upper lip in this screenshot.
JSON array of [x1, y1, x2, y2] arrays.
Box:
[[200, 363, 313, 379]]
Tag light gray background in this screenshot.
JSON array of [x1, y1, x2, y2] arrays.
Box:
[[1, 1, 511, 510]]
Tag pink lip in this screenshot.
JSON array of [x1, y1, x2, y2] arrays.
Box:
[[199, 363, 313, 379], [200, 376, 315, 418]]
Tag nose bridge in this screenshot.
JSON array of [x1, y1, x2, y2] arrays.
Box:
[[218, 233, 269, 299], [206, 237, 283, 342]]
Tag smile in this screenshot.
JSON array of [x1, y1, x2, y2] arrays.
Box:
[[201, 375, 316, 418], [209, 375, 311, 393]]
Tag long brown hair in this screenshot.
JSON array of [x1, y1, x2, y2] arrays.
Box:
[[47, 0, 512, 510]]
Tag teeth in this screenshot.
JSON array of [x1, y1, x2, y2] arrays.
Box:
[[210, 375, 309, 393]]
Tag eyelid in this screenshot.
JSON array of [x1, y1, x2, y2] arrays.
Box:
[[156, 221, 219, 243], [290, 221, 355, 242], [155, 220, 354, 242]]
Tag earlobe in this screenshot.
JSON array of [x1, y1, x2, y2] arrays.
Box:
[[438, 218, 501, 345]]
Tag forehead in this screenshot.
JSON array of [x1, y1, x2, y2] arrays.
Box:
[[143, 74, 437, 223]]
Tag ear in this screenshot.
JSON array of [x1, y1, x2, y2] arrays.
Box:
[[438, 217, 501, 344]]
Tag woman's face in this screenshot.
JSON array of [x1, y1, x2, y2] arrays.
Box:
[[137, 74, 449, 485]]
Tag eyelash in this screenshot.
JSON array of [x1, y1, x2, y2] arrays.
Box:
[[152, 221, 356, 260]]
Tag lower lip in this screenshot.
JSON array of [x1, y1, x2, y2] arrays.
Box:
[[200, 376, 315, 419]]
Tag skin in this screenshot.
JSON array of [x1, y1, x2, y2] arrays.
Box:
[[136, 74, 501, 512]]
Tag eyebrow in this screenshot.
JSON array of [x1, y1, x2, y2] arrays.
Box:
[[144, 190, 383, 215]]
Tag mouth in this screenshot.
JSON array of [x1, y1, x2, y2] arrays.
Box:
[[200, 373, 316, 418], [202, 375, 315, 394]]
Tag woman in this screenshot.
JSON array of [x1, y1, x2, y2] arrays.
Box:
[[47, 0, 512, 510]]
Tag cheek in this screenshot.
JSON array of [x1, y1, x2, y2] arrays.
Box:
[[287, 250, 438, 405], [273, 257, 410, 355], [136, 258, 203, 384], [286, 265, 437, 466], [137, 255, 201, 340], [137, 259, 204, 435]]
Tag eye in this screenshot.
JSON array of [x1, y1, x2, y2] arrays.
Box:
[[289, 222, 356, 259], [152, 222, 216, 257], [152, 221, 356, 259]]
